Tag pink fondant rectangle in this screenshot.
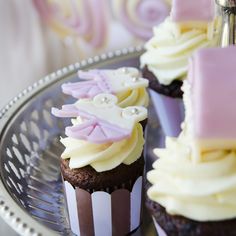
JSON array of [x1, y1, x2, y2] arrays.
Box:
[[171, 0, 214, 22], [190, 46, 236, 140]]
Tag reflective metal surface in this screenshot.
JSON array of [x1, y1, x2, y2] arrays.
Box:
[[216, 0, 236, 46], [0, 220, 18, 236], [216, 0, 236, 8], [0, 46, 160, 236]]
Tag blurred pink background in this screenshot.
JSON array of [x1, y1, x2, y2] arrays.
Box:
[[0, 0, 170, 108]]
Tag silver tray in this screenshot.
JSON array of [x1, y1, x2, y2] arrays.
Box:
[[0, 46, 161, 236]]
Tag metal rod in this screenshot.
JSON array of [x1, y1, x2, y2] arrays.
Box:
[[216, 0, 236, 8], [216, 0, 236, 46]]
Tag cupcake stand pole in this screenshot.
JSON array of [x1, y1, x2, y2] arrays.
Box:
[[216, 0, 236, 46]]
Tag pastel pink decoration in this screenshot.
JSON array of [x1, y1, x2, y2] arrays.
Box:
[[66, 120, 130, 143], [78, 70, 100, 79], [190, 46, 236, 141], [33, 0, 108, 48], [62, 70, 112, 98], [171, 0, 214, 22], [51, 105, 130, 143], [52, 104, 81, 117], [114, 0, 169, 40], [52, 93, 147, 143]]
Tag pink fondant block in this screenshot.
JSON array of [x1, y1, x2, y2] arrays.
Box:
[[190, 46, 236, 140], [171, 0, 214, 22]]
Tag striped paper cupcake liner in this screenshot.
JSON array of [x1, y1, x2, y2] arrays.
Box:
[[149, 89, 184, 137], [152, 217, 168, 236], [64, 176, 143, 236]]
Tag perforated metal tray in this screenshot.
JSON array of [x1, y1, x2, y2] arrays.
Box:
[[0, 46, 160, 236]]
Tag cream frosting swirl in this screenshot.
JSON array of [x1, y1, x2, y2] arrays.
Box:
[[140, 17, 219, 85], [147, 134, 236, 221], [61, 123, 144, 172], [117, 88, 149, 108]]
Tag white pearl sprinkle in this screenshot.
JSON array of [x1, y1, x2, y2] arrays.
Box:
[[132, 77, 139, 82], [131, 108, 139, 115], [122, 68, 128, 73], [101, 97, 110, 104]]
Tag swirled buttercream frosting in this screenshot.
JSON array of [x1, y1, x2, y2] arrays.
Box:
[[140, 17, 219, 85], [52, 93, 147, 172], [61, 122, 144, 172], [147, 133, 236, 221]]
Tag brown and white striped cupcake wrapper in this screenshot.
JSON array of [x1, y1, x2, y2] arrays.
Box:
[[152, 217, 168, 236], [64, 176, 143, 236]]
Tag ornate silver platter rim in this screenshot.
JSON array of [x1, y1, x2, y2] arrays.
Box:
[[0, 45, 144, 236]]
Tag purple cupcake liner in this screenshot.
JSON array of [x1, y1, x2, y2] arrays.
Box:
[[149, 90, 184, 137]]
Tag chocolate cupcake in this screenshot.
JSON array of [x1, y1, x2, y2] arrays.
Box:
[[146, 197, 236, 236], [140, 0, 219, 137], [52, 93, 147, 235], [146, 46, 236, 235]]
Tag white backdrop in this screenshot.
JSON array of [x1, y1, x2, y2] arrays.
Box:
[[0, 0, 80, 108], [0, 0, 170, 108]]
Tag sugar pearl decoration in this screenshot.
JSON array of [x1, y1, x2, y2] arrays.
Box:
[[131, 108, 140, 115], [132, 77, 139, 82], [101, 97, 110, 104], [121, 67, 128, 73]]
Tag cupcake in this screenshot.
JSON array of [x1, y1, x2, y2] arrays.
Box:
[[52, 93, 147, 235], [147, 46, 236, 235], [140, 0, 219, 137], [62, 67, 149, 108]]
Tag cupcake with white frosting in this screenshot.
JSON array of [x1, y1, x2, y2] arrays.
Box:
[[140, 0, 219, 137], [147, 46, 236, 236], [52, 93, 147, 235]]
